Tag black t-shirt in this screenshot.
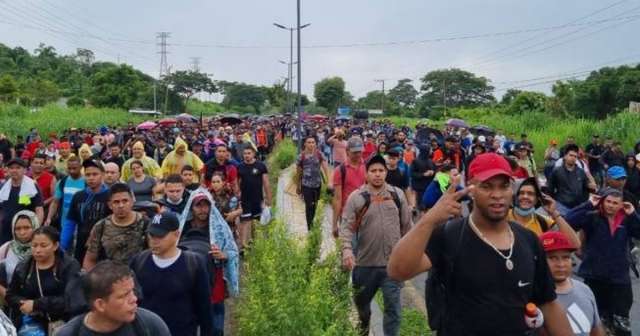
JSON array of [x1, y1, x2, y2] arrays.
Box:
[[0, 185, 43, 244], [105, 155, 125, 169], [426, 220, 556, 336], [56, 308, 171, 336], [237, 160, 268, 202], [585, 143, 603, 168], [67, 189, 111, 261], [385, 167, 408, 190]]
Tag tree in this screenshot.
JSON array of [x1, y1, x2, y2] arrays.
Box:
[[219, 81, 267, 113], [356, 90, 385, 109], [0, 74, 18, 102], [88, 64, 147, 109], [164, 70, 217, 105], [19, 78, 60, 106], [507, 91, 547, 114], [500, 89, 522, 105], [314, 77, 346, 113], [388, 79, 418, 107], [419, 68, 495, 109]]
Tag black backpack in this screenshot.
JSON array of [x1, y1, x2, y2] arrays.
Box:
[[424, 217, 467, 331]]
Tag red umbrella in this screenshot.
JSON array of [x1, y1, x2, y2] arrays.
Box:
[[158, 118, 177, 126]]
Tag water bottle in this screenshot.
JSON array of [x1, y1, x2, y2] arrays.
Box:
[[524, 303, 544, 329], [18, 315, 45, 336], [229, 197, 238, 211]]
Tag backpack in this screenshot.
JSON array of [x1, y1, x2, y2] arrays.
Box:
[[424, 217, 467, 331], [298, 150, 323, 169], [351, 188, 403, 233]]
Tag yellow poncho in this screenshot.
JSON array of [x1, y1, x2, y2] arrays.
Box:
[[161, 137, 204, 182], [121, 141, 162, 181]]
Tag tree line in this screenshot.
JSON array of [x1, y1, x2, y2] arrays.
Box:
[[0, 43, 638, 118]]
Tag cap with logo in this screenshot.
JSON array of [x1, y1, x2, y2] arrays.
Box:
[[148, 212, 180, 237], [468, 153, 512, 182], [540, 231, 576, 252]]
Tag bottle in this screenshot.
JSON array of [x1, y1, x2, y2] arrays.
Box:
[[524, 303, 544, 329]]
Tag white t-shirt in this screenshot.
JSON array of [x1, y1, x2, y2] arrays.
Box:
[[152, 250, 182, 269]]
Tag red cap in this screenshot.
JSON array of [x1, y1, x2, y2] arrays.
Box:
[[192, 193, 211, 205], [59, 142, 71, 150], [468, 153, 512, 182], [540, 231, 576, 252]]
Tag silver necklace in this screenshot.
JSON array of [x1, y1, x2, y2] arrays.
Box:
[[469, 216, 515, 271]]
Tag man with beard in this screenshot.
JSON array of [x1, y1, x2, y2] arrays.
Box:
[[388, 153, 573, 335]]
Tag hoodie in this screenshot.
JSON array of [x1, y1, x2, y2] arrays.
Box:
[[565, 188, 640, 284]]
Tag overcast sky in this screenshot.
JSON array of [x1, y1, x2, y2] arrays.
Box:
[[0, 0, 638, 100]]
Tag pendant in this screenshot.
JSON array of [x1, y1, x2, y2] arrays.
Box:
[[506, 259, 514, 271]]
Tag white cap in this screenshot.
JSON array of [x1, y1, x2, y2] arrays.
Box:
[[478, 135, 486, 142]]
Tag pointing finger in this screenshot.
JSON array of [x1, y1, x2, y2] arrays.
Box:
[[453, 185, 473, 201]]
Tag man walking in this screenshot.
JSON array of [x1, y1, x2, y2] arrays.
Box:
[[547, 144, 592, 215], [237, 146, 271, 253], [44, 156, 84, 229], [340, 155, 412, 336], [130, 212, 212, 336], [332, 137, 366, 238], [388, 153, 573, 335]]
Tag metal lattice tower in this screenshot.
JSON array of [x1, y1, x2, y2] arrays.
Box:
[[156, 32, 171, 78], [190, 57, 201, 72]]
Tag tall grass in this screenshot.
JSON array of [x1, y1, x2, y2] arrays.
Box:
[[0, 103, 146, 138], [236, 140, 357, 335], [384, 109, 640, 164]]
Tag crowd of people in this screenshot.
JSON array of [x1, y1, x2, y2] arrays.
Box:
[[0, 114, 639, 335]]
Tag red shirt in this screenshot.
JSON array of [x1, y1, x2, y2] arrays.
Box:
[[332, 161, 366, 210], [362, 142, 377, 161], [33, 171, 55, 201], [210, 268, 226, 303]]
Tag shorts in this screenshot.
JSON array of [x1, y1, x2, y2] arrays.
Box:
[[241, 198, 262, 220]]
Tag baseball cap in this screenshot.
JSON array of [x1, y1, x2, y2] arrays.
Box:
[[59, 142, 71, 150], [82, 159, 105, 172], [387, 147, 402, 157], [478, 135, 486, 143], [6, 157, 28, 168], [468, 153, 513, 182], [192, 192, 212, 205], [347, 136, 364, 152], [366, 155, 387, 170], [607, 166, 627, 180], [147, 212, 180, 237], [540, 231, 576, 253]]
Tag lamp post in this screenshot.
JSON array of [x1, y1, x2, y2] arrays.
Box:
[[274, 17, 310, 152]]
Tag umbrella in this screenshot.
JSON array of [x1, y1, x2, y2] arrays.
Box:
[[308, 114, 328, 121], [158, 118, 177, 126], [470, 125, 495, 136], [220, 115, 242, 125], [446, 118, 469, 128], [136, 121, 157, 130], [335, 115, 351, 121], [176, 113, 198, 122]]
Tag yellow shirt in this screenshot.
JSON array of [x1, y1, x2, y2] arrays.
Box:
[[507, 209, 554, 237]]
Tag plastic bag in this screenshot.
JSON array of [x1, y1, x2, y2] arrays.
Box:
[[260, 206, 272, 226]]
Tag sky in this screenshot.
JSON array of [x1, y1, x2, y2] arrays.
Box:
[[0, 0, 638, 101]]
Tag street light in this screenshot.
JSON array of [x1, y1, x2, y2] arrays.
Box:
[[274, 18, 310, 153]]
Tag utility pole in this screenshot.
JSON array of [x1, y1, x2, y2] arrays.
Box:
[[443, 79, 447, 117], [374, 79, 387, 114]]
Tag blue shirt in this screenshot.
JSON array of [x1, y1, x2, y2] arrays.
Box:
[[54, 176, 85, 222]]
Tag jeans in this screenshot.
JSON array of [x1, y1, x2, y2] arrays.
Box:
[[212, 303, 225, 336], [352, 266, 402, 336], [302, 186, 321, 230]]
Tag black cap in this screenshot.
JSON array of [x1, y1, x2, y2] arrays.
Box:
[[6, 158, 27, 168], [387, 147, 402, 157], [445, 135, 459, 143], [366, 155, 387, 170], [82, 159, 105, 172], [148, 212, 180, 237]]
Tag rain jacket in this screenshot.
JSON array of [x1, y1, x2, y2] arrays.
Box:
[[161, 137, 205, 182], [121, 142, 162, 182]]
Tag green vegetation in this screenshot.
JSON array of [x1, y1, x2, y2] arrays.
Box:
[[236, 140, 357, 336], [0, 103, 145, 137], [374, 293, 432, 336]]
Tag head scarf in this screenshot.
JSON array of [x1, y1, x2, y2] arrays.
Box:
[[179, 189, 239, 296], [10, 210, 40, 260]]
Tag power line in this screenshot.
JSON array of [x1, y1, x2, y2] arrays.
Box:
[[473, 5, 640, 70], [2, 13, 640, 50], [470, 0, 629, 65]]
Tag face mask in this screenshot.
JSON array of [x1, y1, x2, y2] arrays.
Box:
[[514, 206, 536, 217]]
